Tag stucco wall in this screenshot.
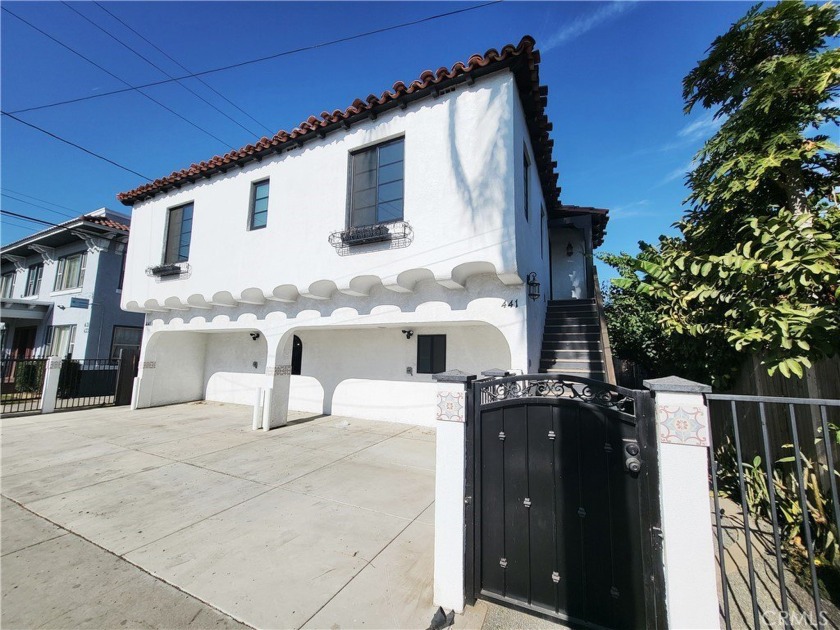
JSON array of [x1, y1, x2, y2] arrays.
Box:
[[288, 324, 510, 425], [512, 88, 550, 373], [203, 332, 267, 406], [142, 332, 207, 406], [121, 71, 522, 312]]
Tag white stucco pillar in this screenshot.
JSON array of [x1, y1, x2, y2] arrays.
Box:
[[644, 376, 720, 630], [263, 334, 292, 430], [432, 369, 475, 614], [40, 357, 62, 414]]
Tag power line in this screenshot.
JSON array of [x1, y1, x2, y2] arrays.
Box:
[[1, 217, 38, 232], [0, 111, 153, 181], [0, 209, 63, 228], [62, 1, 263, 139], [93, 1, 273, 136], [0, 188, 80, 214], [7, 1, 503, 116], [1, 192, 77, 220], [2, 6, 236, 149]]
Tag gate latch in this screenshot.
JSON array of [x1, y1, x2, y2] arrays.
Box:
[[498, 431, 506, 441], [499, 558, 508, 569], [551, 571, 560, 584], [548, 430, 556, 440], [523, 498, 531, 508]]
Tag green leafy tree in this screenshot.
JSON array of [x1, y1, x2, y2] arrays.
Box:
[[614, 0, 840, 384]]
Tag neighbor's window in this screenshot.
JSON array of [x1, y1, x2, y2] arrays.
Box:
[[249, 180, 270, 230], [46, 324, 76, 358], [53, 253, 87, 291], [1, 271, 15, 298], [25, 263, 43, 296], [417, 334, 446, 375], [164, 202, 194, 264], [110, 326, 143, 360], [349, 137, 404, 227], [523, 147, 531, 221]]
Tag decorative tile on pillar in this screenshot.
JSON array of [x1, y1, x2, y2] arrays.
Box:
[[267, 365, 292, 376], [437, 391, 465, 423], [141, 361, 156, 370], [656, 404, 708, 446]]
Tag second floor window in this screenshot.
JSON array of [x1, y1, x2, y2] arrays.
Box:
[[349, 137, 404, 227], [249, 180, 270, 230], [1, 272, 15, 298], [54, 253, 86, 291], [164, 203, 193, 264], [25, 264, 43, 296]]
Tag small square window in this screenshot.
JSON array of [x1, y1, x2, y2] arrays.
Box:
[[417, 334, 446, 374], [249, 180, 270, 230]]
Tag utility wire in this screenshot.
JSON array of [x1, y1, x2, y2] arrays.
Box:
[[1, 209, 63, 228], [1, 192, 77, 220], [8, 1, 502, 115], [62, 1, 263, 139], [0, 188, 80, 214], [0, 111, 153, 181], [1, 217, 38, 232], [93, 1, 274, 136], [2, 6, 237, 149]]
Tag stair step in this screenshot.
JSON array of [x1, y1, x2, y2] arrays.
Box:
[[546, 306, 597, 313], [541, 368, 607, 379], [543, 334, 601, 344], [542, 349, 604, 360], [543, 324, 600, 332], [548, 299, 596, 306], [544, 316, 599, 324], [540, 360, 605, 371]]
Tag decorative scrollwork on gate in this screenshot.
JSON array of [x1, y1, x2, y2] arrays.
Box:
[[479, 375, 634, 415]]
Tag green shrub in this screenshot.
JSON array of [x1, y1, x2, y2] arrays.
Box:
[[14, 361, 44, 394]]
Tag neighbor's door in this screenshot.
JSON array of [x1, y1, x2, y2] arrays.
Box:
[[12, 327, 37, 358]]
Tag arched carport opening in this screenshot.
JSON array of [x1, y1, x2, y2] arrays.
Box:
[[137, 329, 268, 408], [285, 321, 511, 426]]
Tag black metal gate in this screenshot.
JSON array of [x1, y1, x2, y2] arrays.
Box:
[[466, 374, 665, 629]]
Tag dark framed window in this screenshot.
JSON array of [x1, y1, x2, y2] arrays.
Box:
[[110, 326, 143, 359], [249, 180, 270, 230], [349, 137, 404, 227], [1, 271, 15, 298], [417, 334, 446, 375], [164, 203, 194, 264], [523, 147, 531, 221], [291, 335, 302, 375], [53, 252, 86, 291], [25, 263, 43, 296]]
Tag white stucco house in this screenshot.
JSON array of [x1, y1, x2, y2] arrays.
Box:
[[1, 209, 144, 361], [117, 36, 611, 428]]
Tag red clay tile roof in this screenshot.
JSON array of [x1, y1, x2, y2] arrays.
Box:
[[117, 35, 561, 211], [81, 214, 130, 232]]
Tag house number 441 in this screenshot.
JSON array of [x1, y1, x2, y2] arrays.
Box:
[[501, 299, 519, 308]]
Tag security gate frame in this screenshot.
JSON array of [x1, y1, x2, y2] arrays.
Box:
[[465, 374, 666, 629]]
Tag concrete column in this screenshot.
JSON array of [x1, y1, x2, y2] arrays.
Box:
[[40, 357, 62, 414], [432, 369, 475, 614], [644, 376, 720, 630], [263, 335, 292, 430]]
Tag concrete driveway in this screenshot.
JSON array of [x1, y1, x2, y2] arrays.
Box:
[[0, 402, 478, 629]]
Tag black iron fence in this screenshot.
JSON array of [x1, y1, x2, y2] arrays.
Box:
[[1, 357, 48, 414], [707, 394, 840, 629], [55, 357, 121, 410]]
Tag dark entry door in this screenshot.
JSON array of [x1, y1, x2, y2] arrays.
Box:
[[468, 375, 664, 629], [12, 327, 37, 358]]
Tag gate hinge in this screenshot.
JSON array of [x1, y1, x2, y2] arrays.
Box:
[[551, 571, 560, 584], [498, 431, 506, 441], [464, 496, 472, 505], [499, 557, 508, 569], [610, 586, 620, 599], [523, 498, 531, 508], [548, 430, 556, 440], [604, 442, 613, 453], [578, 507, 586, 518]]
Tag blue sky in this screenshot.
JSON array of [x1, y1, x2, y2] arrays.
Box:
[[1, 1, 754, 279]]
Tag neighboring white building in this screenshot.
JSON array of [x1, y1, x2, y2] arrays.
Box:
[[1, 209, 144, 361], [118, 36, 610, 427]]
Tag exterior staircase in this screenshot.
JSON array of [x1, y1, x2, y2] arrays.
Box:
[[539, 298, 608, 381]]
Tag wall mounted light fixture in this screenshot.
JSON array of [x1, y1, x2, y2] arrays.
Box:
[[402, 329, 414, 340], [566, 242, 574, 257], [527, 272, 541, 301], [249, 332, 260, 341]]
